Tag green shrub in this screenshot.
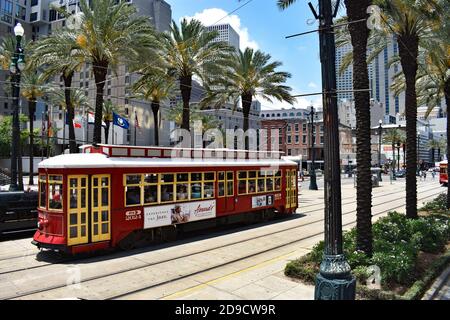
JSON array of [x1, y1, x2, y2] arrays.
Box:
[[284, 255, 318, 284], [420, 193, 448, 212], [309, 241, 325, 264], [371, 241, 419, 285], [352, 266, 370, 284], [409, 216, 450, 253]]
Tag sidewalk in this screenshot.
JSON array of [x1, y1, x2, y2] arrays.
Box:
[[422, 266, 450, 300]]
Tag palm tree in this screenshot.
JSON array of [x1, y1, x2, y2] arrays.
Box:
[[31, 30, 83, 153], [72, 0, 156, 144], [373, 0, 441, 218], [21, 69, 44, 185], [131, 72, 176, 146], [277, 0, 375, 255], [159, 18, 234, 131], [204, 48, 294, 150]]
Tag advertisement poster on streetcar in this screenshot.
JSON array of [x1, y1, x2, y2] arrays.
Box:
[[252, 195, 274, 208], [144, 200, 216, 229]]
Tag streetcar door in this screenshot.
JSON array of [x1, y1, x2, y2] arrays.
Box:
[[285, 169, 296, 209], [225, 171, 235, 212], [286, 170, 291, 209], [217, 171, 235, 213], [67, 175, 89, 246], [91, 175, 111, 242]]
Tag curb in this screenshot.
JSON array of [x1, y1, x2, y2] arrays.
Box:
[[422, 265, 450, 300]]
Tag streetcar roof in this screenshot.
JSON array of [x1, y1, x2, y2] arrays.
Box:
[[440, 160, 447, 165], [38, 153, 297, 169]]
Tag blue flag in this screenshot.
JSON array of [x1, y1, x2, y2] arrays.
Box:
[[113, 112, 129, 129]]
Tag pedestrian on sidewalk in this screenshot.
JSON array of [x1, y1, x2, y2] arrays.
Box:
[[432, 170, 436, 180]]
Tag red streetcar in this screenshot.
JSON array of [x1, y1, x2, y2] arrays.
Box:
[[32, 145, 298, 254], [440, 160, 448, 186]]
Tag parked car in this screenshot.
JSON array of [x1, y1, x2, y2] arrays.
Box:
[[395, 169, 406, 178]]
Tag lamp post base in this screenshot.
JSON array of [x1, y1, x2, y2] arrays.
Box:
[[314, 254, 356, 300], [309, 171, 318, 190]]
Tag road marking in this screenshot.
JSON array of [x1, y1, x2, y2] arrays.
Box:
[[161, 250, 299, 300]]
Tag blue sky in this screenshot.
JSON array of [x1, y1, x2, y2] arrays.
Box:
[[166, 0, 324, 110]]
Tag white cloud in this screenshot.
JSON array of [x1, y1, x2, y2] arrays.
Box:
[[308, 82, 318, 88], [183, 8, 259, 51], [261, 96, 322, 111]]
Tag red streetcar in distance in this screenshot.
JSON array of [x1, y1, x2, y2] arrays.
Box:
[[440, 160, 448, 186], [32, 144, 298, 254]]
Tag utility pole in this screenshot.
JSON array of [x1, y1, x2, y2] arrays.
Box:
[[311, 0, 356, 300], [309, 105, 318, 190]]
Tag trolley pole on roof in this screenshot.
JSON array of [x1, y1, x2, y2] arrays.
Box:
[[311, 0, 356, 299]]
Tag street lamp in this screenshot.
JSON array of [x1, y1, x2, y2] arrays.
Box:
[[9, 23, 25, 192], [308, 105, 318, 190], [378, 120, 383, 182], [312, 0, 355, 300]]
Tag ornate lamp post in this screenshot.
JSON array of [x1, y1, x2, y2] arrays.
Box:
[[312, 0, 355, 299], [378, 120, 383, 181], [309, 105, 318, 190], [9, 23, 25, 192]]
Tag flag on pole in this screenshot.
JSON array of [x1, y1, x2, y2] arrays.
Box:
[[135, 111, 140, 129], [87, 111, 106, 127], [65, 112, 82, 128], [113, 112, 129, 129], [41, 114, 46, 136]]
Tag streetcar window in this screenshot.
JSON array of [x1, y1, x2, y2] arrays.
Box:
[[266, 178, 274, 191], [204, 172, 215, 181], [191, 173, 202, 181], [126, 175, 141, 184], [248, 179, 256, 193], [125, 174, 142, 206], [275, 177, 281, 190], [257, 178, 265, 193], [161, 184, 174, 202], [161, 174, 174, 183], [218, 171, 225, 197], [48, 175, 63, 210], [238, 180, 247, 195], [144, 173, 158, 184], [176, 183, 189, 201], [176, 173, 189, 182], [126, 186, 141, 206], [226, 172, 234, 197], [39, 175, 46, 209], [203, 182, 214, 198], [144, 185, 158, 204], [191, 183, 202, 199]]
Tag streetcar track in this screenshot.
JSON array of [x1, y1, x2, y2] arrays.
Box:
[[4, 187, 440, 300], [110, 191, 442, 300], [0, 181, 439, 263], [0, 184, 442, 276]]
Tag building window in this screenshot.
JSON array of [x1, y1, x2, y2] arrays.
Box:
[[49, 9, 56, 21], [29, 12, 38, 22], [31, 0, 38, 6], [302, 124, 307, 132], [295, 124, 299, 132], [287, 136, 292, 144], [15, 5, 26, 20], [4, 102, 8, 109], [320, 136, 324, 144], [302, 135, 306, 144]]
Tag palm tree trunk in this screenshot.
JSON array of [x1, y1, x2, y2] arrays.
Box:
[[431, 148, 435, 164], [151, 101, 160, 146], [93, 61, 108, 144], [392, 143, 396, 171], [242, 93, 252, 151], [445, 78, 450, 209], [180, 75, 192, 131], [398, 34, 419, 219], [345, 0, 373, 255], [63, 72, 77, 153], [28, 100, 36, 185], [104, 121, 110, 144]]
